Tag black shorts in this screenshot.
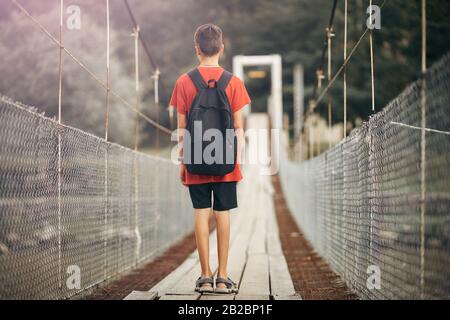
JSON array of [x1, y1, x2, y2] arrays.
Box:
[[188, 182, 237, 211]]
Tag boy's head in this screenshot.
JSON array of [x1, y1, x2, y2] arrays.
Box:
[[194, 24, 224, 58]]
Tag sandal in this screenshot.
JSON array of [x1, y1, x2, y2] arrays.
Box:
[[195, 276, 214, 293], [214, 277, 238, 294]]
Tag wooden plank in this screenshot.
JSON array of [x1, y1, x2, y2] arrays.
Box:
[[200, 294, 236, 300], [268, 254, 296, 296], [267, 222, 283, 255], [227, 231, 250, 285], [235, 176, 270, 296], [265, 180, 282, 255], [266, 196, 296, 297], [234, 124, 272, 299], [159, 294, 199, 300], [246, 197, 267, 255], [226, 181, 259, 287], [123, 291, 157, 300], [149, 254, 198, 296], [235, 295, 270, 300], [237, 254, 270, 297], [247, 185, 265, 251], [272, 294, 302, 300]]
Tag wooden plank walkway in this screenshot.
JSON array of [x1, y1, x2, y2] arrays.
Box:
[[124, 114, 301, 300]]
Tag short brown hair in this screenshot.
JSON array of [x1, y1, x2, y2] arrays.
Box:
[[194, 24, 223, 57]]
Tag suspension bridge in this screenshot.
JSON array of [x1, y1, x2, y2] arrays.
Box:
[[0, 0, 449, 300]]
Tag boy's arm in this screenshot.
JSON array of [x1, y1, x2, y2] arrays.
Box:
[[177, 111, 187, 185], [230, 76, 250, 165], [233, 109, 244, 164]]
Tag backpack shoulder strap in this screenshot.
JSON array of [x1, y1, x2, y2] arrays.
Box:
[[217, 70, 233, 90], [187, 69, 207, 90]]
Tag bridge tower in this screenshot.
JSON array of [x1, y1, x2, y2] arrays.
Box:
[[232, 55, 283, 130]]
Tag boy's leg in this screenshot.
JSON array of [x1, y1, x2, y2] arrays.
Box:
[[214, 210, 230, 285], [211, 182, 237, 289], [189, 184, 214, 280], [195, 208, 213, 278]]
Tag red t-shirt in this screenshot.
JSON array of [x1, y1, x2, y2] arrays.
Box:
[[169, 66, 251, 185]]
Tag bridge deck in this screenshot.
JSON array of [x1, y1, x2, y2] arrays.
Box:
[[124, 114, 301, 300]]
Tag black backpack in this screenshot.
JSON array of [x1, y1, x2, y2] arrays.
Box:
[[183, 68, 237, 176]]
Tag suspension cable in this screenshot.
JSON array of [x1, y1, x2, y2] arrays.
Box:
[[310, 0, 387, 111], [10, 0, 172, 135]]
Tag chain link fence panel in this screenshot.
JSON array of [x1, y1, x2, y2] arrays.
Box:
[[0, 97, 192, 299], [280, 54, 450, 299]]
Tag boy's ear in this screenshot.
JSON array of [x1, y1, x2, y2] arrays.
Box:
[[195, 45, 203, 57]]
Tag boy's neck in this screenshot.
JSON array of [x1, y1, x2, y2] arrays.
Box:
[[199, 55, 220, 67]]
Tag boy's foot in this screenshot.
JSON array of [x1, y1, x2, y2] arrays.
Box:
[[195, 276, 214, 293], [214, 277, 238, 294]]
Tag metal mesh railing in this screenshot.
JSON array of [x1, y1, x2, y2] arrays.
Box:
[[0, 96, 192, 299], [279, 54, 450, 299]]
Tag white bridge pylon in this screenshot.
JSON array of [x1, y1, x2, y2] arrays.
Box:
[[232, 55, 283, 130]]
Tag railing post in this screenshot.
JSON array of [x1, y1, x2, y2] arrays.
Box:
[[316, 69, 324, 91], [310, 113, 315, 159], [420, 0, 427, 299], [57, 0, 64, 290], [307, 101, 315, 159], [132, 26, 141, 152], [103, 0, 110, 280], [293, 64, 304, 161], [132, 25, 141, 264], [153, 69, 160, 153], [326, 26, 334, 149], [293, 64, 304, 140]]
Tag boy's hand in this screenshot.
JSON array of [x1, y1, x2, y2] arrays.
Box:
[[179, 164, 187, 186]]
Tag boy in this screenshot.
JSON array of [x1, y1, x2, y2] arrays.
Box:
[[169, 24, 250, 294]]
